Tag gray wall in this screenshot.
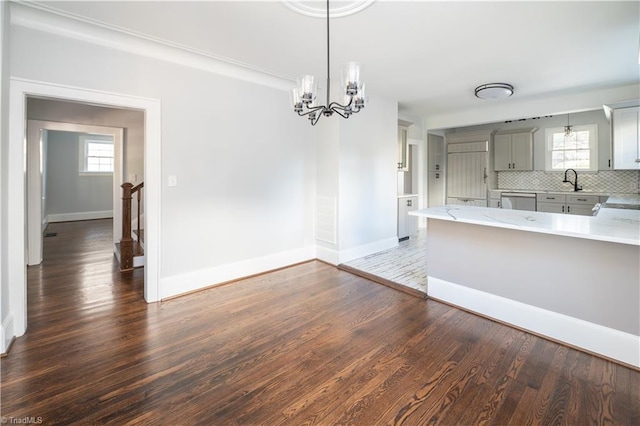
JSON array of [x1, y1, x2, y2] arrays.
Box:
[[45, 131, 113, 217]]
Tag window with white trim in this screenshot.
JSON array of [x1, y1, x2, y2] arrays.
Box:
[[79, 135, 114, 175], [544, 124, 598, 172]]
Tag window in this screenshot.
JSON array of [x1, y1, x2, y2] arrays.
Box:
[[79, 135, 114, 175], [544, 124, 598, 172]]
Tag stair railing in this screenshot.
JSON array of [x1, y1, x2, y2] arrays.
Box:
[[120, 181, 144, 272]]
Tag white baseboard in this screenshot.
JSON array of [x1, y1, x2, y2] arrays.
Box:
[[161, 246, 316, 299], [133, 255, 145, 268], [47, 210, 113, 223], [315, 237, 398, 266], [428, 277, 640, 368], [1, 313, 14, 354], [316, 245, 340, 265], [338, 237, 398, 264]]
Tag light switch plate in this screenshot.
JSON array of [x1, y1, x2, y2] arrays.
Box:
[[168, 175, 177, 187]]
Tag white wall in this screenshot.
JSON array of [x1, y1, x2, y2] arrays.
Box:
[[314, 95, 398, 264], [45, 131, 113, 220], [445, 109, 613, 171], [9, 10, 317, 298], [424, 83, 640, 131], [338, 95, 398, 257]]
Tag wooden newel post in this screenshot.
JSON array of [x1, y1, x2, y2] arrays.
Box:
[[120, 182, 134, 271]]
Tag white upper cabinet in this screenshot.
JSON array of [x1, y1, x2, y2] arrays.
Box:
[[612, 106, 640, 170], [493, 129, 535, 171]]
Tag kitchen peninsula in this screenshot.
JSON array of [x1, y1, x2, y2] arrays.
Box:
[[410, 199, 640, 368]]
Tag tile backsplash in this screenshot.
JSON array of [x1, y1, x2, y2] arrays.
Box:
[[498, 170, 640, 194]]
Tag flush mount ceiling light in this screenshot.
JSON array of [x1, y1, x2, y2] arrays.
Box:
[[291, 0, 366, 125], [474, 83, 514, 100]]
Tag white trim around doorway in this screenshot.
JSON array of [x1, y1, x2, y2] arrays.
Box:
[[7, 77, 162, 340]]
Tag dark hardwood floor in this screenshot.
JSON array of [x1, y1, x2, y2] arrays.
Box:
[[2, 219, 639, 425]]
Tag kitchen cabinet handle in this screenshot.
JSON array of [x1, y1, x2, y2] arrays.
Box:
[[577, 198, 587, 202], [562, 205, 565, 213], [483, 168, 487, 183], [567, 205, 571, 213]]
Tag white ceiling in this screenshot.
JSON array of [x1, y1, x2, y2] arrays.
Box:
[[30, 1, 640, 124]]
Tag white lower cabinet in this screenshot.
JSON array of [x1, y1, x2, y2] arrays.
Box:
[[398, 196, 418, 240], [536, 193, 598, 216], [537, 202, 566, 214]]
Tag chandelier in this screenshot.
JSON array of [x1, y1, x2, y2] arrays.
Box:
[[290, 0, 366, 126]]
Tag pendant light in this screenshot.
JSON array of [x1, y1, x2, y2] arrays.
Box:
[[564, 113, 576, 143], [291, 0, 366, 125]]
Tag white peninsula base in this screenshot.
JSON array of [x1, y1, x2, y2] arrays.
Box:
[[411, 206, 640, 368]]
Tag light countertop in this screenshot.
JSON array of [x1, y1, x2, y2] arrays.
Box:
[[410, 205, 640, 246], [603, 194, 640, 207]]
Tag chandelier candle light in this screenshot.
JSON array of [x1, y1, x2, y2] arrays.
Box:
[[291, 0, 366, 125]]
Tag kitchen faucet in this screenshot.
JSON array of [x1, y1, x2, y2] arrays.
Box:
[[563, 168, 582, 192]]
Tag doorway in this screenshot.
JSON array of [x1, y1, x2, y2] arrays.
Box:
[[27, 121, 124, 266], [6, 78, 162, 345]]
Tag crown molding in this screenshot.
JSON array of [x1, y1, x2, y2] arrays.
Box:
[[9, 0, 295, 91]]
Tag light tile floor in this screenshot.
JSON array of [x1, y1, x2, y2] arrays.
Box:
[[343, 229, 428, 293]]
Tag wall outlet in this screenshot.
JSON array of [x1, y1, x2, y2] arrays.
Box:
[[168, 175, 177, 187]]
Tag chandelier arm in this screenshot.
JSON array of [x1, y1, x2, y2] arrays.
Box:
[[328, 100, 354, 111], [297, 105, 325, 117], [330, 108, 351, 119]]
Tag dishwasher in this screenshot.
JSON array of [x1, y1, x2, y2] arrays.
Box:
[[500, 192, 537, 211]]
